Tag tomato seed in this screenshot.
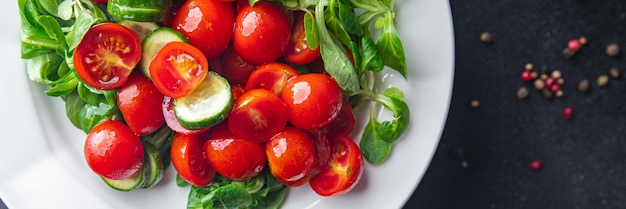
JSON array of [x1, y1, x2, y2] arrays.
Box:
[[530, 160, 543, 171], [563, 106, 574, 120]]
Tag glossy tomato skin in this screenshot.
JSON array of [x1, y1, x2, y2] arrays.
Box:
[[228, 89, 288, 143], [171, 0, 235, 59], [84, 120, 144, 180], [245, 62, 299, 96], [149, 42, 208, 98], [162, 96, 211, 134], [204, 138, 266, 181], [220, 45, 256, 85], [233, 1, 291, 65], [170, 132, 216, 186], [322, 98, 355, 136], [117, 72, 165, 136], [284, 11, 320, 65], [307, 129, 331, 177], [281, 73, 343, 130], [266, 127, 316, 187], [309, 134, 364, 196], [74, 23, 141, 90]]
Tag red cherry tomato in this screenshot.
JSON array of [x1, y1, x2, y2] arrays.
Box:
[[228, 89, 288, 143], [307, 130, 331, 177], [204, 138, 267, 181], [162, 96, 211, 134], [171, 0, 235, 59], [170, 132, 216, 186], [84, 120, 144, 180], [244, 62, 299, 96], [281, 73, 343, 130], [284, 11, 320, 65], [117, 72, 165, 136], [207, 120, 235, 140], [233, 1, 291, 65], [149, 42, 208, 98], [73, 23, 141, 90], [231, 85, 246, 101], [309, 134, 364, 196], [265, 127, 316, 187], [220, 45, 256, 85], [322, 98, 355, 136]]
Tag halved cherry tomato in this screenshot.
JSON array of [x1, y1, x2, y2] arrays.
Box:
[[204, 138, 266, 181], [117, 72, 165, 136], [245, 62, 299, 96], [73, 23, 141, 90], [233, 1, 291, 65], [170, 132, 216, 187], [171, 0, 235, 59], [149, 42, 208, 98], [322, 98, 356, 136], [162, 96, 211, 134], [84, 120, 144, 180], [281, 73, 343, 130], [307, 129, 331, 177], [284, 11, 320, 65], [220, 45, 256, 85], [228, 89, 288, 143], [309, 134, 364, 196], [266, 127, 316, 187]]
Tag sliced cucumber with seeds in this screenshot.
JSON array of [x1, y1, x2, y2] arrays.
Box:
[[101, 170, 143, 192], [140, 27, 189, 79], [139, 142, 164, 189], [118, 20, 159, 41], [174, 72, 233, 130]]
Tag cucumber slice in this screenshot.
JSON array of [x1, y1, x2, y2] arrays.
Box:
[[118, 20, 159, 41], [139, 142, 164, 189], [101, 171, 143, 192], [140, 27, 189, 79], [174, 72, 233, 130]]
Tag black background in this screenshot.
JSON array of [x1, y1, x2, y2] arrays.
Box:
[[4, 0, 626, 209], [405, 0, 626, 209]]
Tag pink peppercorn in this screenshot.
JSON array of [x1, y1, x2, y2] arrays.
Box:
[[568, 39, 582, 52], [545, 77, 556, 88], [563, 106, 574, 120], [550, 83, 561, 92], [521, 71, 533, 82], [530, 160, 543, 171]]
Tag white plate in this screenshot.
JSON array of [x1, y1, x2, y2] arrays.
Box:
[[0, 0, 454, 208]]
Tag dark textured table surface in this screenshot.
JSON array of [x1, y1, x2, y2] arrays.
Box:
[[4, 0, 626, 209]]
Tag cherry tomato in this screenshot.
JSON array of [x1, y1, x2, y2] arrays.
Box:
[[322, 98, 355, 136], [284, 11, 320, 65], [73, 23, 141, 90], [231, 85, 246, 101], [281, 73, 343, 130], [204, 138, 266, 181], [245, 62, 299, 96], [207, 120, 235, 140], [265, 127, 316, 187], [149, 42, 208, 98], [162, 96, 211, 134], [228, 89, 288, 143], [309, 134, 364, 196], [84, 120, 144, 180], [117, 72, 165, 136], [171, 0, 235, 59], [170, 132, 216, 187], [233, 1, 291, 65], [307, 130, 331, 177], [220, 45, 256, 85]]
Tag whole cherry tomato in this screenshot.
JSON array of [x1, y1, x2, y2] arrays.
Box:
[[171, 0, 235, 59], [162, 96, 211, 134], [281, 73, 343, 130], [73, 23, 141, 90], [84, 120, 144, 180], [265, 127, 316, 187], [309, 134, 364, 196], [117, 72, 165, 136], [220, 45, 256, 85], [322, 98, 356, 136], [283, 11, 320, 65], [149, 42, 208, 98], [244, 62, 299, 96], [204, 138, 267, 181], [170, 132, 216, 186], [228, 89, 288, 143], [233, 1, 291, 65]]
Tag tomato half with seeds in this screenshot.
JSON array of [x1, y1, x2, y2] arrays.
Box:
[[117, 72, 165, 136], [84, 120, 144, 180], [170, 132, 216, 187], [284, 11, 320, 65], [266, 127, 316, 187], [245, 62, 299, 96], [204, 138, 266, 181], [228, 89, 288, 143], [73, 23, 141, 90], [309, 134, 364, 196], [281, 73, 343, 130], [149, 42, 208, 98]]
